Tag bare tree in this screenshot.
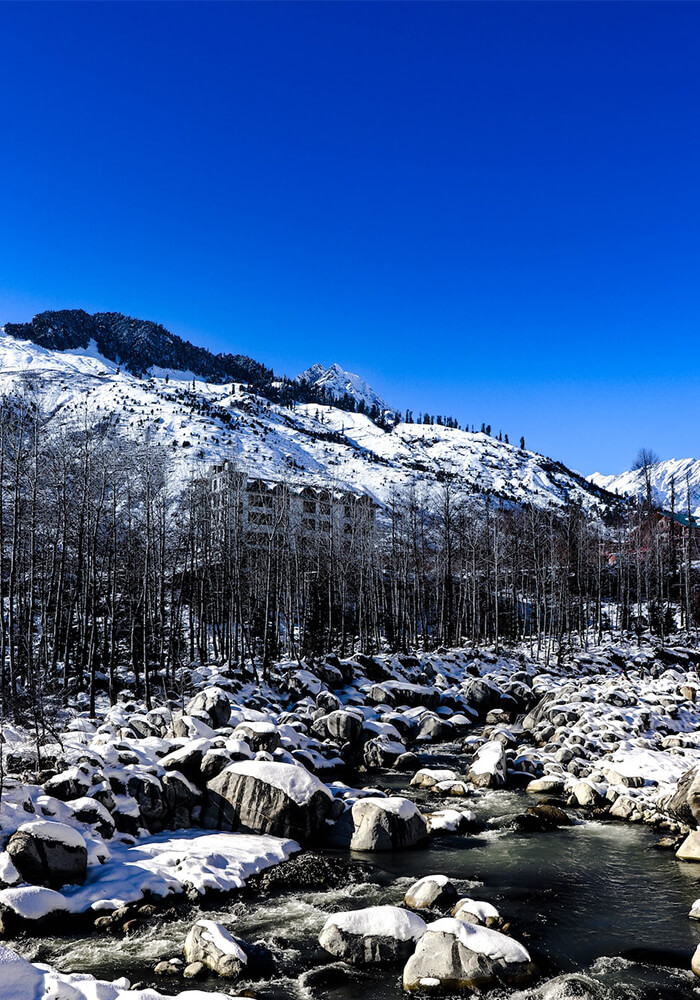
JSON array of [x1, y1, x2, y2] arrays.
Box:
[[632, 447, 660, 506]]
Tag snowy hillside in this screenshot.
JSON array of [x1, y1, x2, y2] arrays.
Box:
[[295, 362, 393, 417], [589, 458, 700, 518], [0, 322, 621, 514]]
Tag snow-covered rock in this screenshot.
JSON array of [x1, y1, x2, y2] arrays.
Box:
[[468, 740, 507, 789], [202, 760, 332, 842], [0, 831, 297, 930], [330, 796, 427, 851], [6, 821, 87, 889], [410, 768, 461, 789], [452, 898, 500, 926], [319, 905, 426, 964], [402, 918, 534, 991], [404, 875, 458, 910], [184, 919, 247, 977], [186, 686, 232, 729]]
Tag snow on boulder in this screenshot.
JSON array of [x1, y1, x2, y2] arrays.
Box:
[[232, 721, 280, 753], [186, 686, 232, 729], [0, 885, 69, 935], [329, 796, 428, 851], [202, 760, 332, 843], [0, 944, 45, 1000], [171, 714, 218, 740], [43, 766, 92, 802], [467, 740, 507, 789], [526, 776, 565, 795], [410, 768, 461, 789], [402, 917, 535, 991], [184, 919, 247, 977], [367, 681, 441, 709], [572, 779, 606, 808], [404, 875, 458, 910], [319, 905, 427, 964], [160, 738, 212, 783], [425, 809, 476, 835], [452, 898, 500, 926], [6, 821, 87, 889]]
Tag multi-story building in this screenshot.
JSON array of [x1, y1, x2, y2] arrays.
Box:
[[209, 460, 375, 547]]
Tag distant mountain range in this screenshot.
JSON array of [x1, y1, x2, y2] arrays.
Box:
[[0, 309, 629, 514], [589, 459, 700, 518]]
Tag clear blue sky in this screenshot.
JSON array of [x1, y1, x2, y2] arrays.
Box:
[[1, 2, 699, 475]]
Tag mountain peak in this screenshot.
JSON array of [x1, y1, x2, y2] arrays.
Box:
[[295, 361, 393, 416]]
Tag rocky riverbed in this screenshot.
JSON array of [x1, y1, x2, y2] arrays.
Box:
[[3, 639, 700, 999]]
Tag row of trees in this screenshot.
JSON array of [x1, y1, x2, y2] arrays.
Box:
[[1, 390, 698, 718]]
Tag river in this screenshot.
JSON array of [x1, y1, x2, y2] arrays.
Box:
[[8, 748, 700, 1000]]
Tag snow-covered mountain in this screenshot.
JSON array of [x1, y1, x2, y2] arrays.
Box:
[[4, 309, 271, 385], [0, 312, 623, 514], [295, 362, 393, 417], [589, 459, 700, 518]]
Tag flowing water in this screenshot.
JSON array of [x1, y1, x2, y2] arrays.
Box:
[[9, 752, 700, 999]]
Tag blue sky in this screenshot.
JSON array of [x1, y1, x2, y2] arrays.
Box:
[[1, 2, 699, 475]]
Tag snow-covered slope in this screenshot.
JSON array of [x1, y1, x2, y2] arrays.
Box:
[[589, 459, 700, 518], [296, 362, 393, 417], [0, 325, 620, 513]]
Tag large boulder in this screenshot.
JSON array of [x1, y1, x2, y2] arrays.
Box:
[[522, 691, 561, 731], [126, 772, 169, 831], [186, 687, 232, 729], [463, 679, 502, 717], [662, 766, 700, 829], [160, 738, 210, 784], [402, 917, 535, 991], [329, 797, 428, 851], [231, 722, 280, 753], [363, 737, 405, 770], [693, 942, 700, 977], [202, 760, 332, 843], [325, 710, 364, 746], [467, 740, 507, 789], [368, 681, 441, 709], [6, 821, 87, 889], [43, 766, 92, 802], [676, 830, 700, 861], [319, 905, 426, 964], [0, 886, 69, 936], [184, 919, 247, 978]]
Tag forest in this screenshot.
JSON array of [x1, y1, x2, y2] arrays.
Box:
[[1, 391, 698, 723]]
